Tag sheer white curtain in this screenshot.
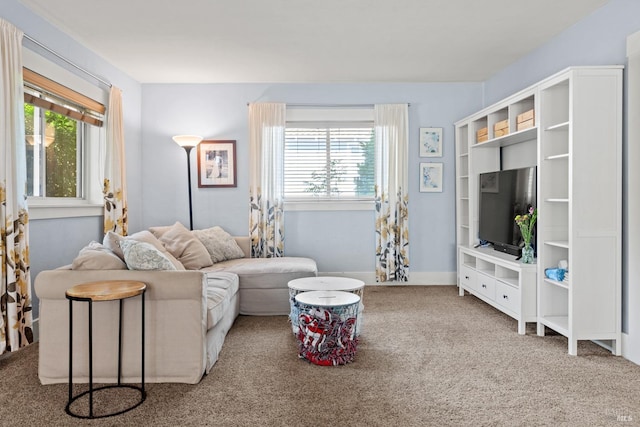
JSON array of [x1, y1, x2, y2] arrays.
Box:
[[248, 103, 286, 257], [374, 104, 409, 282], [0, 18, 34, 353], [103, 86, 128, 235]]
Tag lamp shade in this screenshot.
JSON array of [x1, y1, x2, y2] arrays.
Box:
[[172, 135, 203, 147]]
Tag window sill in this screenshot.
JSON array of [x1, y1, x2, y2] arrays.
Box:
[[284, 200, 374, 211], [28, 201, 103, 220]]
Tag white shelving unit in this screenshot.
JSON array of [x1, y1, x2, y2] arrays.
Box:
[[536, 67, 623, 355], [454, 66, 623, 354]]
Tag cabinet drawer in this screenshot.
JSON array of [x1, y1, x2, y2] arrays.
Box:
[[477, 273, 495, 300], [459, 265, 476, 291], [495, 280, 520, 314]]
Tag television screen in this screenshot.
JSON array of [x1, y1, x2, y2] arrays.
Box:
[[478, 167, 536, 256]]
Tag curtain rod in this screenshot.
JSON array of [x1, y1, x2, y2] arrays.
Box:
[[247, 102, 411, 107], [23, 34, 112, 88]]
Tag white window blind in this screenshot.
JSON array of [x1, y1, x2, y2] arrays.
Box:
[[284, 123, 375, 199]]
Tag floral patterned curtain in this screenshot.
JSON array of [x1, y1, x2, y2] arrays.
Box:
[[374, 104, 409, 282], [103, 86, 128, 235], [248, 103, 285, 258], [0, 19, 34, 354]]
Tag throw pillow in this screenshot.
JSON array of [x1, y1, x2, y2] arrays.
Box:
[[71, 241, 127, 270], [149, 222, 213, 270], [119, 239, 177, 271], [103, 230, 185, 270], [192, 226, 245, 263]]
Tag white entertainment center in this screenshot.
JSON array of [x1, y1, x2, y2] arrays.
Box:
[[455, 66, 623, 355]]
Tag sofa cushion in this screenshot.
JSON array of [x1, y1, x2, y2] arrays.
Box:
[[71, 241, 127, 270], [192, 226, 245, 263], [104, 230, 185, 270], [201, 257, 318, 289], [150, 222, 213, 270], [120, 239, 178, 271], [204, 272, 239, 330]]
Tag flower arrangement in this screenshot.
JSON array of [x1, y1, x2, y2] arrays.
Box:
[[514, 207, 537, 246]]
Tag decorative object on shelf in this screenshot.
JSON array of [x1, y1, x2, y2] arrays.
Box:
[[197, 140, 237, 188], [515, 207, 537, 263], [419, 127, 443, 157], [476, 126, 488, 143], [516, 109, 535, 131], [521, 244, 534, 264], [173, 134, 203, 230], [494, 119, 509, 137], [419, 162, 443, 193], [545, 268, 566, 282]]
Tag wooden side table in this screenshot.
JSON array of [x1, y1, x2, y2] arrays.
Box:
[[65, 280, 147, 419]]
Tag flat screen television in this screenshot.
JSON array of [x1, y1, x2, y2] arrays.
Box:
[[478, 167, 536, 257]]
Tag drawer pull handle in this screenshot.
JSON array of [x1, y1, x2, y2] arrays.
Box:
[[482, 284, 487, 288], [465, 276, 469, 280], [503, 295, 509, 300]]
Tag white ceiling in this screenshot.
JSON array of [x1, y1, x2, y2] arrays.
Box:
[[19, 0, 610, 84]]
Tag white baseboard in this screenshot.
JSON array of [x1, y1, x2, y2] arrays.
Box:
[[319, 271, 456, 285]]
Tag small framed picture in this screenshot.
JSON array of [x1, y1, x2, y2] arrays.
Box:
[[420, 162, 443, 193], [197, 140, 237, 188], [419, 127, 443, 157]]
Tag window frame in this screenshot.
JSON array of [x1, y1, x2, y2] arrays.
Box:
[[22, 47, 106, 220], [283, 107, 376, 211]]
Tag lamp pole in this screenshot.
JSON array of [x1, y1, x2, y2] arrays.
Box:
[[172, 135, 203, 231], [183, 145, 194, 230]]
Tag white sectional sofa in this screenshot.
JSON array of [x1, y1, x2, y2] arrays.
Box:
[[34, 224, 317, 385]]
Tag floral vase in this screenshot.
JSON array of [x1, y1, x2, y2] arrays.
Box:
[[521, 243, 534, 264]]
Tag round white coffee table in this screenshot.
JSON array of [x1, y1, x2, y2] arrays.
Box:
[[288, 276, 365, 335], [294, 290, 360, 366]]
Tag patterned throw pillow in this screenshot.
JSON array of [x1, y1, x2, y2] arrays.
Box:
[[119, 239, 177, 271], [103, 230, 185, 270], [192, 226, 245, 263]]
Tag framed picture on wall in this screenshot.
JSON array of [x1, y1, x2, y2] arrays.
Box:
[[197, 140, 237, 188], [419, 127, 443, 157], [419, 162, 443, 193]]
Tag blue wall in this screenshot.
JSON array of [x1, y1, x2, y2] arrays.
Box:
[[141, 83, 482, 273], [484, 0, 640, 104]]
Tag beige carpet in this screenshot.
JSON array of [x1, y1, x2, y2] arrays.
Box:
[[2, 286, 640, 426]]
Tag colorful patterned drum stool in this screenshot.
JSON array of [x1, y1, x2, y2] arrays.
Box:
[[294, 290, 360, 366], [288, 276, 365, 336]]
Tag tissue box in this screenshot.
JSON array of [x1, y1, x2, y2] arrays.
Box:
[[545, 268, 566, 282]]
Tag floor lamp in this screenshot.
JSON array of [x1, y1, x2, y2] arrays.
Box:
[[172, 135, 203, 230]]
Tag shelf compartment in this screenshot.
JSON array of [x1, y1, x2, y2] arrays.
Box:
[[495, 265, 519, 286], [540, 315, 569, 336], [540, 160, 568, 200], [541, 128, 569, 160], [540, 79, 569, 125], [475, 258, 496, 275]]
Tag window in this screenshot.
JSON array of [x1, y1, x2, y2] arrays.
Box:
[[284, 125, 375, 199], [18, 56, 107, 219], [283, 107, 376, 205], [24, 102, 82, 198]]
